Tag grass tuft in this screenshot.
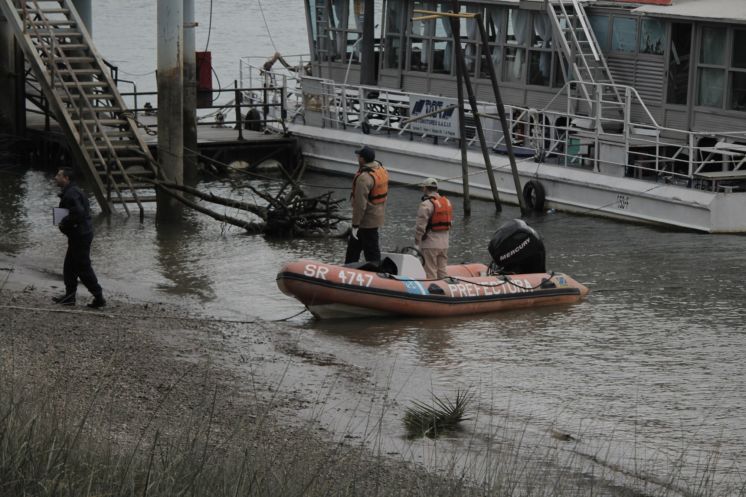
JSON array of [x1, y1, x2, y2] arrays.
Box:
[[404, 389, 474, 439]]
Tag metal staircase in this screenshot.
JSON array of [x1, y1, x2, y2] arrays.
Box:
[[0, 0, 160, 217], [547, 0, 622, 117]]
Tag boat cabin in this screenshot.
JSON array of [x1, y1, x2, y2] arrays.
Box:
[[304, 0, 746, 133]]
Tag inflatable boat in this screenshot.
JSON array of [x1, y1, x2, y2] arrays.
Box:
[[277, 220, 589, 319]]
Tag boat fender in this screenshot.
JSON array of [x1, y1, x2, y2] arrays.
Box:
[[522, 180, 546, 212], [361, 121, 371, 135]]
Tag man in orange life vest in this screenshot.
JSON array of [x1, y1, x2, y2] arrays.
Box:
[[414, 177, 453, 279], [345, 146, 389, 264]]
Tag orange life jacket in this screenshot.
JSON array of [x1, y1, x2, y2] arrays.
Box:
[[427, 195, 453, 231], [352, 163, 389, 205]]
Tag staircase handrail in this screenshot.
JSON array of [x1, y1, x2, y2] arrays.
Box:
[[27, 0, 139, 214]]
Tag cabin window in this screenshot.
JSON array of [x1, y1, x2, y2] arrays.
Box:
[[479, 7, 504, 79], [589, 15, 610, 52], [383, 1, 405, 69], [697, 26, 726, 108], [431, 5, 454, 74], [528, 13, 555, 87], [667, 23, 692, 106], [611, 17, 637, 53], [326, 0, 364, 63], [729, 29, 746, 111], [502, 8, 528, 82], [408, 1, 433, 72], [460, 4, 480, 76], [639, 19, 665, 55]]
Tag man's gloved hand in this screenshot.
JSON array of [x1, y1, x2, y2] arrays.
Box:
[[351, 226, 359, 240]]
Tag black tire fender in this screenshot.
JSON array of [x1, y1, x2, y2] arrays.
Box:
[[522, 180, 546, 212]]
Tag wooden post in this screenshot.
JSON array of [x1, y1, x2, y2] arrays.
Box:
[[451, 9, 471, 216], [476, 13, 527, 214], [450, 16, 501, 212]]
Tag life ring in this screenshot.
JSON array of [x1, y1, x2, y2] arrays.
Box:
[[522, 180, 546, 212]]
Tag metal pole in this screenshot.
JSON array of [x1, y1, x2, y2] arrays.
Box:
[[451, 16, 501, 212], [71, 0, 92, 36], [450, 9, 470, 216], [235, 80, 244, 140], [0, 13, 18, 134], [475, 14, 526, 214], [157, 0, 184, 195], [359, 0, 375, 85], [183, 0, 198, 182]]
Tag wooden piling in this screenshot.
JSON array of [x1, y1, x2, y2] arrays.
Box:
[[450, 16, 502, 212]]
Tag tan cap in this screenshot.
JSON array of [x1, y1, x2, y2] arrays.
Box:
[[419, 177, 438, 188]]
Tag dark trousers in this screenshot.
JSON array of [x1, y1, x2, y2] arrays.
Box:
[[344, 227, 380, 264], [64, 233, 103, 297]]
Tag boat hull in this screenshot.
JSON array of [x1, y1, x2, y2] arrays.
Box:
[[287, 123, 746, 233], [277, 260, 589, 319]]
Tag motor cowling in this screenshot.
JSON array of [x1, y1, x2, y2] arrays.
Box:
[[488, 219, 546, 274]]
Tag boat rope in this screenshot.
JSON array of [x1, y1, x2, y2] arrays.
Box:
[[204, 0, 214, 51], [256, 0, 278, 53], [447, 272, 556, 291], [0, 303, 308, 324]]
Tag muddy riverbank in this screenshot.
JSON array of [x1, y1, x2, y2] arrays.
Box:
[[1, 283, 486, 496]]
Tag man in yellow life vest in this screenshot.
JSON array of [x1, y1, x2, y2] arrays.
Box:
[[345, 146, 389, 264], [414, 177, 453, 279]]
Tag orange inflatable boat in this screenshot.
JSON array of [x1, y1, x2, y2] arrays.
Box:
[[276, 253, 588, 319], [277, 220, 589, 319]]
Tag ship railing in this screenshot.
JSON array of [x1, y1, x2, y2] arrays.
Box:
[[259, 70, 746, 192], [239, 56, 308, 123]]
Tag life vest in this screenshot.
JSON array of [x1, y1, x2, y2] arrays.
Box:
[[352, 163, 389, 205], [427, 195, 453, 231]]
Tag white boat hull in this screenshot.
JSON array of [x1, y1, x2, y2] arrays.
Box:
[[287, 123, 746, 233]]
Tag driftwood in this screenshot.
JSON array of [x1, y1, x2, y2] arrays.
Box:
[[155, 184, 265, 234], [153, 178, 349, 238]]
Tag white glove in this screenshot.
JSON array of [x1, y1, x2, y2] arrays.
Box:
[[351, 227, 359, 240]]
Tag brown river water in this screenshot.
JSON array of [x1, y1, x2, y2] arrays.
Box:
[[2, 0, 746, 493]]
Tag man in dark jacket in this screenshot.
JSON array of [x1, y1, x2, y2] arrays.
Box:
[[53, 167, 106, 308]]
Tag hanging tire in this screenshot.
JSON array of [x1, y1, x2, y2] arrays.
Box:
[[522, 180, 546, 212]]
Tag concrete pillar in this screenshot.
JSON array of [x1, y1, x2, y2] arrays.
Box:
[[157, 0, 184, 191], [72, 0, 92, 36], [0, 14, 18, 133], [359, 0, 375, 86], [183, 0, 198, 183]]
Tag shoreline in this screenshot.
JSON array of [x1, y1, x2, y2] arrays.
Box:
[[1, 283, 480, 495]]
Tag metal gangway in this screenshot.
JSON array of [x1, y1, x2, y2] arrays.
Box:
[[0, 0, 160, 217]]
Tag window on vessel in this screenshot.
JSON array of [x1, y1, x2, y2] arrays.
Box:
[[328, 0, 346, 62], [666, 22, 692, 106], [729, 29, 746, 111], [431, 4, 454, 74], [639, 18, 665, 55], [611, 17, 637, 53], [408, 1, 433, 72], [383, 1, 404, 69], [589, 15, 610, 52], [479, 6, 504, 79], [308, 0, 319, 60], [528, 13, 553, 87], [460, 4, 480, 76], [502, 9, 528, 83], [697, 25, 726, 108], [346, 0, 364, 63]]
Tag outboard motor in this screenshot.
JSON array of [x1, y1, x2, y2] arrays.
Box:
[[487, 219, 546, 274]]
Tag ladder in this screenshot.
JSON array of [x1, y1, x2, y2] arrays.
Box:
[[0, 0, 160, 218], [314, 0, 332, 62], [547, 0, 622, 117]]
